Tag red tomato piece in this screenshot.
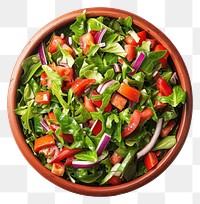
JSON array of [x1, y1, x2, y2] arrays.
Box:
[[48, 111, 56, 120], [34, 135, 55, 152], [35, 91, 51, 105], [140, 108, 153, 123], [146, 38, 157, 49], [156, 77, 173, 96], [91, 90, 112, 113], [124, 44, 135, 62], [110, 150, 123, 165], [40, 72, 48, 86], [144, 152, 158, 171], [62, 44, 75, 57], [137, 31, 147, 45], [154, 92, 167, 110], [84, 96, 96, 112], [56, 66, 73, 82], [51, 162, 65, 177], [108, 176, 122, 185], [65, 156, 75, 167], [50, 124, 60, 132], [49, 35, 66, 54], [111, 93, 127, 111], [154, 44, 169, 68], [92, 120, 102, 136], [61, 133, 74, 143], [161, 120, 176, 137], [117, 83, 141, 102], [80, 33, 95, 55], [122, 110, 141, 138]]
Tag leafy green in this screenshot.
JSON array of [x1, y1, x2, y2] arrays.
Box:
[[86, 44, 100, 57], [104, 53, 118, 65], [106, 113, 119, 129], [21, 54, 41, 84], [70, 11, 86, 36], [75, 150, 98, 162], [101, 43, 127, 57], [157, 85, 186, 107], [87, 18, 113, 32], [152, 136, 176, 151]]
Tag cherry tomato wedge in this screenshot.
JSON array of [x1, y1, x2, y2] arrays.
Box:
[[144, 152, 158, 171], [140, 108, 153, 123], [80, 33, 95, 55], [49, 35, 66, 54], [91, 120, 102, 136], [122, 109, 141, 138], [84, 96, 96, 112], [117, 83, 141, 102], [91, 90, 112, 113], [110, 150, 123, 165], [108, 176, 122, 185], [156, 77, 173, 96], [35, 91, 51, 105], [161, 120, 176, 137], [124, 44, 135, 62], [34, 135, 55, 152], [51, 162, 65, 177]]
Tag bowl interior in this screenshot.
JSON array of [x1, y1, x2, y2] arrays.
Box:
[[7, 7, 193, 196]]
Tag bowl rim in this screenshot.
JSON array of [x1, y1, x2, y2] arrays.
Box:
[[7, 7, 193, 196]]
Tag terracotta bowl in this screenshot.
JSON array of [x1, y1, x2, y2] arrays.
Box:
[[7, 7, 192, 196]]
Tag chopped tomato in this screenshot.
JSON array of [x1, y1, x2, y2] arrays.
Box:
[[51, 162, 65, 177], [64, 79, 96, 97], [39, 146, 57, 157], [144, 152, 158, 171], [35, 91, 51, 105], [65, 156, 75, 167], [56, 66, 73, 82], [154, 44, 169, 67], [140, 108, 153, 123], [91, 90, 112, 113], [80, 33, 95, 55], [155, 150, 162, 157], [50, 124, 60, 131], [61, 133, 74, 143], [154, 92, 167, 110], [125, 31, 146, 46], [62, 44, 75, 57], [122, 109, 141, 138], [48, 111, 56, 120], [117, 83, 141, 102], [156, 77, 173, 96], [111, 93, 127, 111], [110, 149, 123, 165], [124, 44, 135, 62], [90, 30, 98, 37], [161, 120, 176, 137], [49, 35, 66, 54], [48, 147, 81, 164], [146, 38, 157, 49], [34, 135, 55, 152], [91, 120, 102, 136], [84, 96, 96, 112], [118, 57, 124, 64], [40, 72, 48, 86], [108, 176, 122, 185]]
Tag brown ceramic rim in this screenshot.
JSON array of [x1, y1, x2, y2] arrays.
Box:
[[7, 8, 193, 196]]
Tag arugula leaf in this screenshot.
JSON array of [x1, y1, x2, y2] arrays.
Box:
[[126, 72, 145, 90], [29, 78, 40, 95], [119, 108, 131, 124], [106, 113, 119, 129], [104, 53, 118, 65], [75, 100, 91, 123], [113, 121, 122, 142], [145, 98, 158, 122], [84, 70, 103, 84], [42, 65, 68, 110], [152, 136, 176, 151], [87, 18, 113, 32], [34, 116, 45, 133], [104, 69, 115, 81], [24, 83, 34, 103], [21, 54, 41, 84], [86, 44, 100, 57], [161, 106, 178, 121], [157, 85, 186, 107], [70, 11, 86, 36], [101, 43, 127, 57], [75, 150, 98, 162]]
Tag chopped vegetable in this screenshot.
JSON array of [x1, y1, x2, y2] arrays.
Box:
[[35, 91, 51, 105], [51, 162, 65, 176], [161, 120, 176, 137], [34, 135, 55, 152], [144, 152, 158, 171], [111, 93, 127, 111]]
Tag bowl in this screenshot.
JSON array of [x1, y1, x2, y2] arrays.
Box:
[[7, 7, 192, 196]]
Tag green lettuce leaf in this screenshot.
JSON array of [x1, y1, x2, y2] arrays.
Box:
[[101, 43, 127, 57]]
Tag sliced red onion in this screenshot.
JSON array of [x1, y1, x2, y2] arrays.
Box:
[[59, 62, 70, 68], [96, 133, 111, 156], [98, 42, 106, 48], [38, 42, 47, 65], [137, 118, 163, 159], [94, 28, 107, 44], [72, 151, 108, 168], [68, 37, 72, 45], [97, 80, 115, 94], [40, 120, 59, 142], [114, 63, 121, 73], [132, 52, 146, 72], [84, 87, 91, 95], [47, 146, 59, 164], [170, 72, 178, 85]]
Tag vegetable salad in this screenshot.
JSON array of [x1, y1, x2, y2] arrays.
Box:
[[15, 11, 186, 185]]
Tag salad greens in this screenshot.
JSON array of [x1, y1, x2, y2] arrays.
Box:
[[15, 11, 186, 186]]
